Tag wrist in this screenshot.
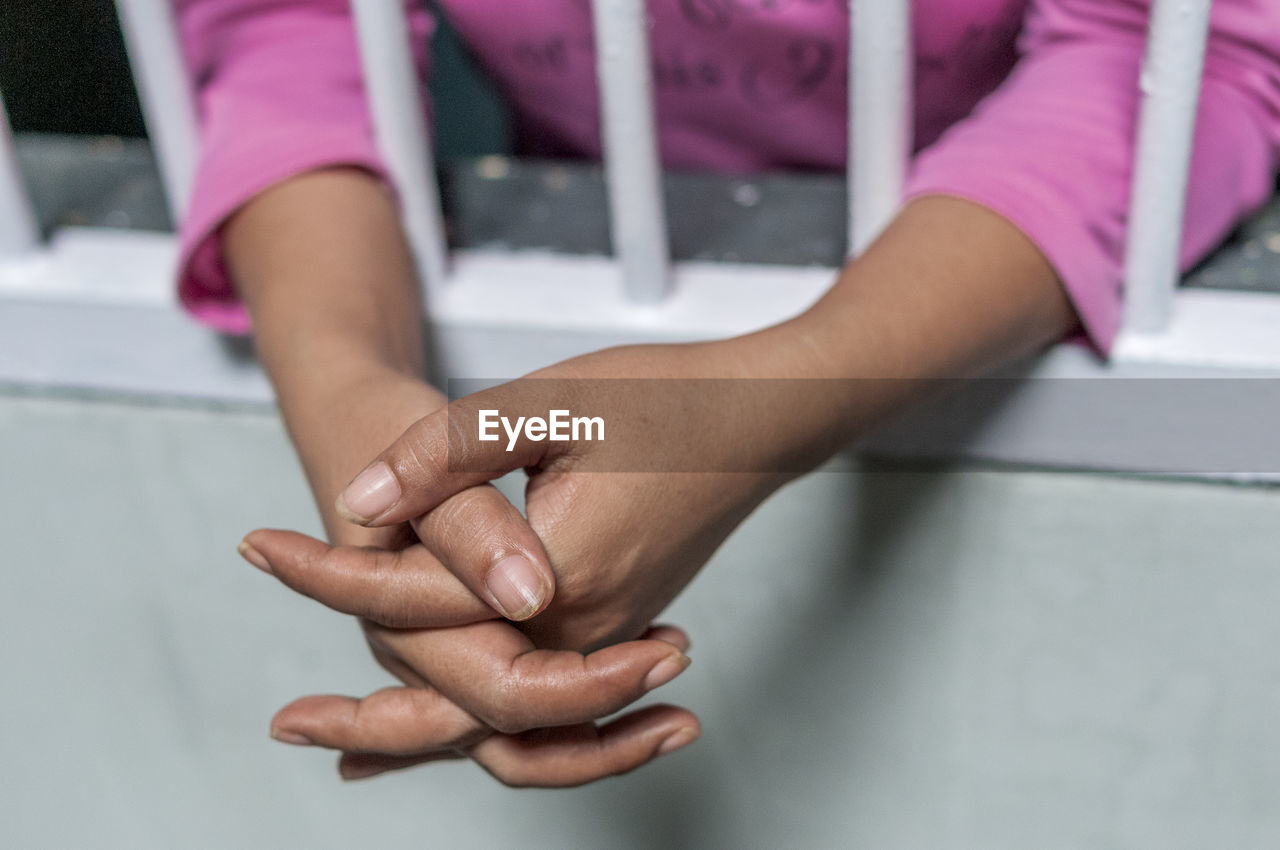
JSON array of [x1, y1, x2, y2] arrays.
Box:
[[685, 326, 851, 477], [717, 196, 1078, 471], [280, 367, 446, 542], [716, 294, 931, 472]]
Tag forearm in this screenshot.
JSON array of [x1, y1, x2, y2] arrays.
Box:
[[223, 167, 444, 537], [805, 195, 1076, 378], [224, 167, 425, 388], [740, 195, 1078, 464]]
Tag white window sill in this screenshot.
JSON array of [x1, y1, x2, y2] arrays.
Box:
[[4, 226, 1279, 480]]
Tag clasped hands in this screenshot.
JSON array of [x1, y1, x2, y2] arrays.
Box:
[[237, 340, 816, 786]]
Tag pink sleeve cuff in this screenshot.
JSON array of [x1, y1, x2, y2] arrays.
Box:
[[904, 0, 1280, 356], [177, 133, 387, 335], [174, 0, 433, 334]]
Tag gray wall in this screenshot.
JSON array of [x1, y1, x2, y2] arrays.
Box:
[[4, 388, 1279, 849]]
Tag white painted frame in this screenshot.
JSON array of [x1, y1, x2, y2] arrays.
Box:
[[849, 0, 912, 255], [113, 0, 200, 219], [349, 0, 449, 294], [0, 92, 39, 256]]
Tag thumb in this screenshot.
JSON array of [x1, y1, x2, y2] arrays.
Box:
[[334, 385, 564, 527]]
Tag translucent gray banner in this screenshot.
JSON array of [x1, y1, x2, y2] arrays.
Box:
[[446, 377, 1280, 475]]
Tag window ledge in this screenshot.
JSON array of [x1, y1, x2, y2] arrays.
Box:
[[3, 227, 1279, 480]]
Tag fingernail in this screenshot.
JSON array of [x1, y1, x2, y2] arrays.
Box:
[[270, 728, 313, 746], [237, 540, 272, 574], [335, 462, 400, 523], [485, 555, 548, 620], [340, 763, 386, 781], [644, 653, 691, 692], [657, 727, 700, 757]]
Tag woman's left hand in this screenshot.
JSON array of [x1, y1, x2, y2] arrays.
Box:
[[329, 333, 832, 651], [252, 332, 842, 779]]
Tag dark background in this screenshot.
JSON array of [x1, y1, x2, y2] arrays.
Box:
[[1, 0, 146, 136], [0, 0, 510, 157]]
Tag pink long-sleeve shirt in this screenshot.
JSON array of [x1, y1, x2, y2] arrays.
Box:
[[175, 0, 1280, 351]]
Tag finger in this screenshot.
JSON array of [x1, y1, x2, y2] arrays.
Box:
[[358, 623, 689, 719], [410, 484, 555, 621], [332, 707, 700, 786], [239, 529, 494, 628], [268, 689, 487, 755], [337, 750, 464, 782], [370, 620, 692, 734], [334, 386, 563, 527], [360, 622, 689, 714], [467, 705, 702, 788], [366, 639, 430, 689]]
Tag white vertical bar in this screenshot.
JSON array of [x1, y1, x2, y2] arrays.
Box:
[[591, 0, 671, 304], [0, 93, 39, 254], [114, 0, 199, 219], [1122, 0, 1213, 335], [351, 0, 449, 294], [849, 0, 912, 256]]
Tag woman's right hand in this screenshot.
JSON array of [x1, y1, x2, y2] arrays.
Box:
[[239, 368, 699, 786], [224, 170, 699, 784]]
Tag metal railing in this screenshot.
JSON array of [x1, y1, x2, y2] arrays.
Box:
[[1122, 0, 1214, 334], [0, 0, 1218, 340], [0, 92, 38, 255], [112, 0, 199, 222]]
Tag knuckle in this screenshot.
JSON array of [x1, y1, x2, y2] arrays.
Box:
[[262, 542, 308, 584], [367, 555, 417, 627], [365, 593, 411, 629], [479, 682, 528, 735], [394, 412, 450, 483], [314, 544, 343, 571], [399, 436, 434, 483], [289, 546, 339, 590], [420, 488, 495, 551], [447, 397, 506, 474], [444, 410, 476, 472], [346, 698, 374, 741], [330, 693, 396, 751]]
